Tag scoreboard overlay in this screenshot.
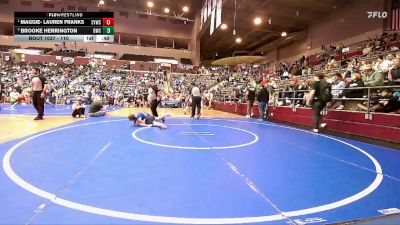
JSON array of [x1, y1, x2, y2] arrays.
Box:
[[14, 12, 114, 43]]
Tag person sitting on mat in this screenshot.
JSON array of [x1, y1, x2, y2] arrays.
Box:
[[72, 97, 86, 118], [128, 112, 168, 129], [88, 98, 106, 117]]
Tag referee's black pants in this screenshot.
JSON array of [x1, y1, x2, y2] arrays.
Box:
[[311, 100, 326, 129], [150, 99, 159, 117], [191, 96, 201, 117], [32, 91, 45, 118]]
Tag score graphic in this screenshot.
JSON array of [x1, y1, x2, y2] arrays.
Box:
[[102, 18, 114, 35], [14, 12, 115, 43]]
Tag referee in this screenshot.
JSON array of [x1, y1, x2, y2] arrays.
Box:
[[31, 68, 48, 120], [191, 82, 201, 119]]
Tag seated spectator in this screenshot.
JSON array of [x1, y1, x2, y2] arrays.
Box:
[[362, 65, 384, 87], [373, 55, 384, 72], [282, 77, 299, 106], [357, 89, 381, 112], [374, 88, 400, 113], [72, 97, 86, 118], [388, 57, 400, 85], [328, 73, 346, 110], [344, 73, 365, 98], [88, 99, 106, 117], [380, 53, 394, 79], [362, 44, 372, 56], [325, 58, 337, 70]]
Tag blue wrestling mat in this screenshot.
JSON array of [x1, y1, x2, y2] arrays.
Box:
[[0, 104, 120, 116], [0, 117, 399, 224]]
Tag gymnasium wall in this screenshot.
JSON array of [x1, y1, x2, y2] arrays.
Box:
[[0, 0, 199, 63], [0, 35, 192, 60], [265, 0, 385, 64], [212, 102, 400, 143], [0, 0, 192, 40]]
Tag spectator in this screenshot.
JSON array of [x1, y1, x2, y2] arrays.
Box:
[[375, 88, 400, 113], [362, 65, 384, 87], [373, 55, 384, 72], [325, 58, 337, 70], [257, 83, 269, 120], [344, 73, 365, 98], [282, 77, 299, 106], [328, 73, 346, 110], [357, 89, 381, 112], [245, 81, 256, 118], [388, 57, 400, 85], [380, 53, 395, 79]]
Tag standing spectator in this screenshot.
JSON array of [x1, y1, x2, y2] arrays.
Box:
[[31, 68, 48, 120], [362, 65, 384, 87], [257, 83, 269, 120], [246, 82, 256, 118], [307, 73, 331, 133], [191, 82, 201, 119]]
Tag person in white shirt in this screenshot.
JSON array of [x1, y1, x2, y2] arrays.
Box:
[[373, 56, 384, 72], [191, 83, 201, 119], [381, 53, 394, 79], [329, 73, 346, 110]]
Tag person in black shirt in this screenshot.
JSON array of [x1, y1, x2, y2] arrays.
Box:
[[72, 97, 86, 118], [31, 68, 48, 120], [344, 73, 365, 98], [257, 83, 269, 120], [307, 73, 328, 133], [374, 88, 400, 113], [357, 89, 381, 112], [246, 83, 256, 118]]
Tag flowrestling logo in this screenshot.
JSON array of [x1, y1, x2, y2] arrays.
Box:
[[367, 11, 388, 18]]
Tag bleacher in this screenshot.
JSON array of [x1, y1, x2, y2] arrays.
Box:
[[181, 58, 193, 65], [120, 54, 155, 61], [26, 47, 53, 54], [94, 51, 117, 57], [119, 54, 177, 62], [0, 45, 20, 52], [48, 50, 86, 57]]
